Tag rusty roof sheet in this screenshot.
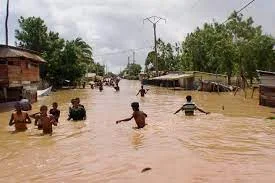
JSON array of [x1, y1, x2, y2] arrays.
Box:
[[0, 45, 46, 63]]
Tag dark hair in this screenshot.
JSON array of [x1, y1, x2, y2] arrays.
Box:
[[40, 105, 48, 111], [186, 95, 192, 102], [14, 102, 22, 109], [53, 102, 58, 105], [131, 102, 139, 110]]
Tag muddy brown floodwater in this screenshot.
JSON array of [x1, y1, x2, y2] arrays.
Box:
[[0, 80, 275, 183]]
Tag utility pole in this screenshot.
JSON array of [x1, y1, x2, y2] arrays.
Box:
[[5, 0, 9, 46], [143, 16, 166, 76], [127, 56, 130, 67], [133, 51, 135, 64]]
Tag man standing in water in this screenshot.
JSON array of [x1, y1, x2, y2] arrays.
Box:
[[98, 80, 103, 92], [174, 95, 210, 116], [136, 85, 149, 97], [116, 102, 147, 129], [9, 102, 32, 131]]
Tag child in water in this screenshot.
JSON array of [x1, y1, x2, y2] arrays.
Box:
[[116, 102, 147, 129], [136, 85, 149, 97], [9, 102, 31, 131], [31, 105, 57, 135], [49, 102, 60, 122], [174, 95, 210, 116]]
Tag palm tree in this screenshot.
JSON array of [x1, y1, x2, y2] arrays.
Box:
[[72, 37, 94, 64]]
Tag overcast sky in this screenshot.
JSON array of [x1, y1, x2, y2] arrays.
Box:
[[1, 0, 275, 73]]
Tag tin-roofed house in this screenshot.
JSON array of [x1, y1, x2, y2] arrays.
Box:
[[257, 70, 275, 107], [0, 45, 46, 103]]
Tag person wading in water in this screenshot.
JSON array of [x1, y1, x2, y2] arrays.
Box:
[[9, 102, 31, 131], [136, 85, 149, 97], [174, 95, 210, 116]]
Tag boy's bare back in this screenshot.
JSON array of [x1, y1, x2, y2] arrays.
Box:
[[133, 111, 147, 128]]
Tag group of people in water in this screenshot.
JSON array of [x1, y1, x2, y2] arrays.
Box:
[[9, 102, 60, 134], [116, 87, 210, 129], [8, 82, 210, 135], [90, 77, 120, 92]]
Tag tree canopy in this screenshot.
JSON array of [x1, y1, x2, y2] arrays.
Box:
[[120, 63, 142, 80], [145, 12, 275, 84], [15, 16, 105, 86]]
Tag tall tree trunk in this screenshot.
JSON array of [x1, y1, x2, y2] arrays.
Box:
[[5, 0, 9, 46], [227, 73, 232, 85]]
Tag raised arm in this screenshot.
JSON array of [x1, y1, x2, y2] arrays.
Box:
[[9, 114, 15, 126], [143, 112, 148, 118], [136, 90, 140, 96], [116, 115, 134, 124], [30, 112, 40, 119], [197, 107, 210, 115], [174, 106, 183, 114]]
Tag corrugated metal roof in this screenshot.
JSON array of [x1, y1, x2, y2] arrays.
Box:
[[86, 73, 96, 77], [0, 45, 46, 63], [151, 74, 193, 80]]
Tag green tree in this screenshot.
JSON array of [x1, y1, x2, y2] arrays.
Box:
[[15, 16, 48, 52], [15, 16, 106, 86]]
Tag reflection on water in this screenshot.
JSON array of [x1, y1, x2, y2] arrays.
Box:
[[131, 131, 145, 149], [0, 80, 275, 183]]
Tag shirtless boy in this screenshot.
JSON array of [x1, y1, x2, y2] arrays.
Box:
[[116, 102, 147, 129], [49, 102, 60, 122], [136, 85, 149, 97], [9, 102, 31, 131], [31, 105, 57, 135]]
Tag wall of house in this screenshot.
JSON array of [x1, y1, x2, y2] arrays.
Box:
[[193, 72, 227, 84], [259, 85, 275, 107], [179, 77, 194, 90], [7, 58, 40, 87], [0, 63, 8, 87]]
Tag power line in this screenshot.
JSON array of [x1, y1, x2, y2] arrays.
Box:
[[222, 0, 257, 24], [93, 47, 152, 57]]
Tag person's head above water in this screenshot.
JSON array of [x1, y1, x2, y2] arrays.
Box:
[[14, 102, 22, 112], [40, 105, 48, 114], [71, 99, 75, 104], [52, 102, 58, 109], [131, 102, 139, 111], [141, 85, 144, 89], [75, 98, 80, 104], [186, 95, 192, 102]]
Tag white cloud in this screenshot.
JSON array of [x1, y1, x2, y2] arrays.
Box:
[[1, 0, 274, 73]]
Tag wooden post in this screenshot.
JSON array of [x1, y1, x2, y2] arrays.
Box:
[[3, 88, 8, 102], [251, 86, 257, 98], [234, 87, 240, 96]]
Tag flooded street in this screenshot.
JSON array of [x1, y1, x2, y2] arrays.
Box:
[[0, 80, 275, 183]]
